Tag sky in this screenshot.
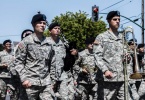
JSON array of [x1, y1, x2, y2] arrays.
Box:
[[0, 0, 143, 44]]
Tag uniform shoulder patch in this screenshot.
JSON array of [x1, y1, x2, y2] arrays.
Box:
[[18, 42, 25, 49], [93, 40, 100, 45]]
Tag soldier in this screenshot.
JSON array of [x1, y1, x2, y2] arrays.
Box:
[[93, 11, 132, 99], [73, 37, 98, 100], [127, 39, 140, 100], [10, 12, 54, 100], [9, 29, 33, 100], [21, 29, 33, 40], [48, 22, 77, 100], [0, 39, 14, 100], [136, 43, 145, 99], [128, 39, 137, 51], [137, 43, 144, 71]]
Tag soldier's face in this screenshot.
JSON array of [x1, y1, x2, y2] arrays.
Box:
[[87, 43, 93, 50], [129, 42, 137, 50], [50, 26, 61, 37], [138, 47, 144, 53], [109, 16, 120, 29], [4, 42, 11, 51], [34, 21, 46, 33]]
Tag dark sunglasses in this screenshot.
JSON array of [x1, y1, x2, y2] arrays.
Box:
[[112, 18, 120, 21], [130, 43, 137, 45], [5, 43, 11, 46]]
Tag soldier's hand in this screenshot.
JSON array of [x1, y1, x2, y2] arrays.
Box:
[[104, 70, 113, 79], [74, 80, 77, 85], [70, 49, 78, 56], [142, 60, 144, 65], [82, 68, 88, 73], [2, 64, 8, 68], [22, 80, 31, 88], [123, 53, 131, 63]]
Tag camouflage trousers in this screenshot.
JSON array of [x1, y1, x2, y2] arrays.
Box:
[[129, 83, 139, 100], [135, 80, 145, 100], [59, 77, 76, 100], [8, 76, 21, 100], [97, 81, 134, 100], [24, 85, 54, 100], [0, 78, 21, 100], [76, 83, 98, 100], [0, 78, 9, 100]]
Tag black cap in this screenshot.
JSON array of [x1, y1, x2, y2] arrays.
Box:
[[31, 12, 47, 24], [3, 39, 12, 45], [49, 22, 60, 31], [106, 11, 120, 20], [138, 44, 144, 49], [21, 29, 33, 40], [85, 37, 95, 44], [128, 38, 137, 45]]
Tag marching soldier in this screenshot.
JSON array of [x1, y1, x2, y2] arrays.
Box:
[[73, 37, 98, 100], [9, 12, 54, 100], [93, 11, 132, 99], [9, 29, 33, 100], [127, 39, 140, 100], [0, 39, 14, 100], [48, 22, 77, 100], [136, 43, 145, 99]]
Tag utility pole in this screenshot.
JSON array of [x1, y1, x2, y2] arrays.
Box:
[[141, 0, 144, 44]]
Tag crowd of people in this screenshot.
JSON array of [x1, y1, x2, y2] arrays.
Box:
[[0, 10, 145, 100]]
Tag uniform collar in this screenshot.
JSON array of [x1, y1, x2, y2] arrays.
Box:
[[85, 49, 93, 55], [107, 30, 122, 40], [3, 50, 13, 55], [48, 36, 63, 45], [32, 33, 47, 45]]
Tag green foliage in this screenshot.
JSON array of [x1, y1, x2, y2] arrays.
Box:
[[45, 11, 107, 50]]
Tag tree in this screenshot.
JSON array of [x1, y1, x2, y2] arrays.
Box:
[[44, 11, 107, 50]]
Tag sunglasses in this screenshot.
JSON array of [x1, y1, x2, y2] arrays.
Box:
[[5, 43, 11, 45], [130, 43, 137, 45], [112, 18, 120, 21]]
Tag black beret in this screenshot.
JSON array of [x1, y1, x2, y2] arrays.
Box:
[[21, 29, 33, 40], [85, 37, 95, 44], [128, 38, 137, 45], [31, 13, 47, 24], [49, 22, 60, 31], [138, 44, 144, 49], [106, 11, 120, 20], [3, 39, 12, 45]]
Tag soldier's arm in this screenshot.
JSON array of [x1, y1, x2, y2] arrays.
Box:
[[50, 55, 57, 83], [13, 41, 27, 82], [73, 54, 82, 80], [0, 52, 7, 68], [93, 35, 109, 74]]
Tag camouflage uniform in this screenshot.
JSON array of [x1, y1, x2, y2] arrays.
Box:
[[13, 34, 54, 100], [93, 30, 132, 100], [135, 53, 145, 100], [126, 48, 144, 100], [0, 50, 14, 100], [47, 37, 75, 100], [127, 50, 140, 100], [47, 37, 66, 82], [9, 44, 28, 100], [73, 49, 98, 100]]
